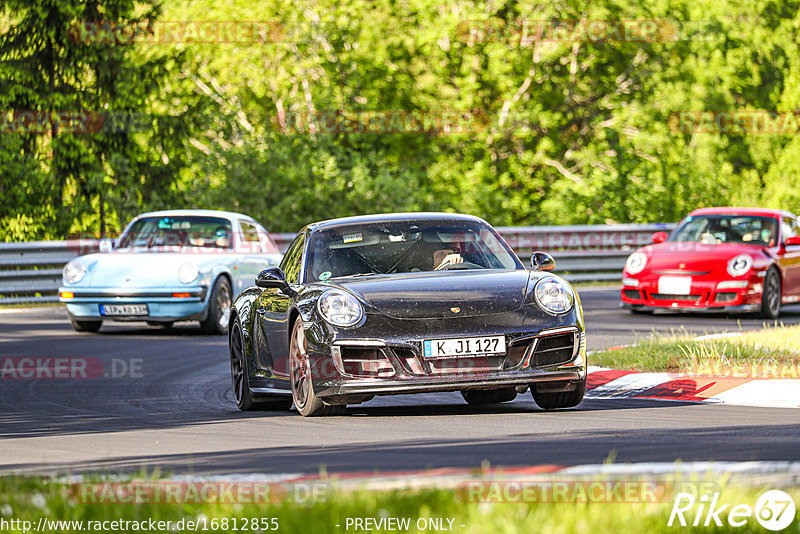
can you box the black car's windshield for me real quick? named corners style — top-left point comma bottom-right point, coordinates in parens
top-left (306, 220), bottom-right (521, 281)
top-left (118, 216), bottom-right (234, 249)
top-left (669, 215), bottom-right (778, 246)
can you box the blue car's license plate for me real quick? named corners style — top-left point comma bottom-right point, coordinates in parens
top-left (99, 304), bottom-right (149, 316)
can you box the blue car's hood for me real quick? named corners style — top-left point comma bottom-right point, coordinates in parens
top-left (80, 252), bottom-right (207, 288)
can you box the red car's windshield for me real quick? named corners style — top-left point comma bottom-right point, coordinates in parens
top-left (669, 215), bottom-right (778, 247)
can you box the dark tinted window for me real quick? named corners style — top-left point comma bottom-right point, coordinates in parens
top-left (118, 216), bottom-right (233, 249)
top-left (306, 220), bottom-right (521, 281)
top-left (670, 215), bottom-right (778, 246)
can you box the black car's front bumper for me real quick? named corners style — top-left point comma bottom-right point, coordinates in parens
top-left (307, 323), bottom-right (587, 399)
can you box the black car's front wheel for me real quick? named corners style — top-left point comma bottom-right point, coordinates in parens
top-left (461, 388), bottom-right (517, 405)
top-left (532, 379), bottom-right (586, 410)
top-left (230, 318), bottom-right (291, 412)
top-left (289, 320), bottom-right (345, 417)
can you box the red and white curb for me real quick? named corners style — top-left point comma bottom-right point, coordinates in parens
top-left (585, 366), bottom-right (800, 408)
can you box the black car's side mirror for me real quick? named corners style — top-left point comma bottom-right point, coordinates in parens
top-left (256, 267), bottom-right (291, 292)
top-left (530, 251), bottom-right (556, 271)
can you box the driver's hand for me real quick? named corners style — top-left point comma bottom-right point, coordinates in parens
top-left (435, 253), bottom-right (464, 270)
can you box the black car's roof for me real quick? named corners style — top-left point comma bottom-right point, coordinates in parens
top-left (308, 212), bottom-right (488, 232)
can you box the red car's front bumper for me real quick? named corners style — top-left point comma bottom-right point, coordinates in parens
top-left (620, 271), bottom-right (765, 312)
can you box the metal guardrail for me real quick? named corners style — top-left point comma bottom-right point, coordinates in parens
top-left (0, 223), bottom-right (675, 304)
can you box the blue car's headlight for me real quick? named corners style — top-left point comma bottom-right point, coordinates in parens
top-left (178, 262), bottom-right (199, 284)
top-left (63, 260), bottom-right (85, 284)
top-left (534, 276), bottom-right (575, 315)
top-left (318, 289), bottom-right (364, 327)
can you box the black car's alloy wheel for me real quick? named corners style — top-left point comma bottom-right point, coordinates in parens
top-left (760, 268), bottom-right (781, 319)
top-left (230, 319), bottom-right (291, 411)
top-left (532, 379), bottom-right (586, 410)
top-left (289, 320), bottom-right (344, 417)
top-left (201, 277), bottom-right (232, 335)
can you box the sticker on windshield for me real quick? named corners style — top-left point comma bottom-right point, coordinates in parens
top-left (343, 233), bottom-right (363, 244)
top-left (319, 271), bottom-right (332, 281)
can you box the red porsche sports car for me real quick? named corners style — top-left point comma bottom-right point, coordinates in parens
top-left (620, 207), bottom-right (800, 318)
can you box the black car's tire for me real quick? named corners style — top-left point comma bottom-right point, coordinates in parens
top-left (532, 380), bottom-right (586, 410)
top-left (200, 276), bottom-right (232, 335)
top-left (289, 320), bottom-right (345, 417)
top-left (760, 268), bottom-right (782, 319)
top-left (230, 319), bottom-right (291, 411)
top-left (69, 316), bottom-right (102, 333)
top-left (461, 388), bottom-right (517, 405)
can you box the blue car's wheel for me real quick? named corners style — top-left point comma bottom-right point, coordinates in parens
top-left (68, 314), bottom-right (102, 333)
top-left (201, 277), bottom-right (232, 335)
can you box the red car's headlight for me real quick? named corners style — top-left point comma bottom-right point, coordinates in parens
top-left (625, 252), bottom-right (647, 275)
top-left (727, 254), bottom-right (753, 277)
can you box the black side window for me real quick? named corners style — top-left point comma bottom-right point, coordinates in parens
top-left (280, 233), bottom-right (306, 284)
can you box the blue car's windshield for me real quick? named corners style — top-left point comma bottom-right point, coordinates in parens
top-left (306, 220), bottom-right (521, 281)
top-left (118, 216), bottom-right (234, 249)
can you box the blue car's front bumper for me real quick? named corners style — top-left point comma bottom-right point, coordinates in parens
top-left (59, 286), bottom-right (209, 322)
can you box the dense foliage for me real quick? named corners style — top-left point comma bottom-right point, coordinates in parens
top-left (1, 0), bottom-right (799, 239)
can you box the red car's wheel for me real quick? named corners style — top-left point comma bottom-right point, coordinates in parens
top-left (760, 268), bottom-right (781, 319)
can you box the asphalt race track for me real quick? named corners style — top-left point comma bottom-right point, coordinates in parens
top-left (1, 288), bottom-right (799, 477)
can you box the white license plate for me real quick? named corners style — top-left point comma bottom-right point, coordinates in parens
top-left (423, 335), bottom-right (506, 359)
top-left (100, 304), bottom-right (149, 316)
top-left (658, 276), bottom-right (692, 295)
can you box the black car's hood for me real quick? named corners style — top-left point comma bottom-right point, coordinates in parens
top-left (330, 269), bottom-right (531, 319)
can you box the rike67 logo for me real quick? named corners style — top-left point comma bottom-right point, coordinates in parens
top-left (669, 489), bottom-right (796, 531)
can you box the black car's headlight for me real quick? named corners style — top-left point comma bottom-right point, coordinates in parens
top-left (63, 260), bottom-right (85, 284)
top-left (317, 289), bottom-right (364, 327)
top-left (534, 276), bottom-right (575, 315)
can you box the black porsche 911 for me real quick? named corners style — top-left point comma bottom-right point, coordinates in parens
top-left (228, 213), bottom-right (586, 416)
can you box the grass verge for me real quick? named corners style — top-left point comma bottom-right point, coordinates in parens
top-left (592, 324), bottom-right (800, 378)
top-left (0, 475), bottom-right (797, 533)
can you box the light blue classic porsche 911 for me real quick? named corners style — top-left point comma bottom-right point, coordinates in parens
top-left (58, 209), bottom-right (282, 334)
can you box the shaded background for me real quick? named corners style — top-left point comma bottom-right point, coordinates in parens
top-left (2, 0), bottom-right (799, 239)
